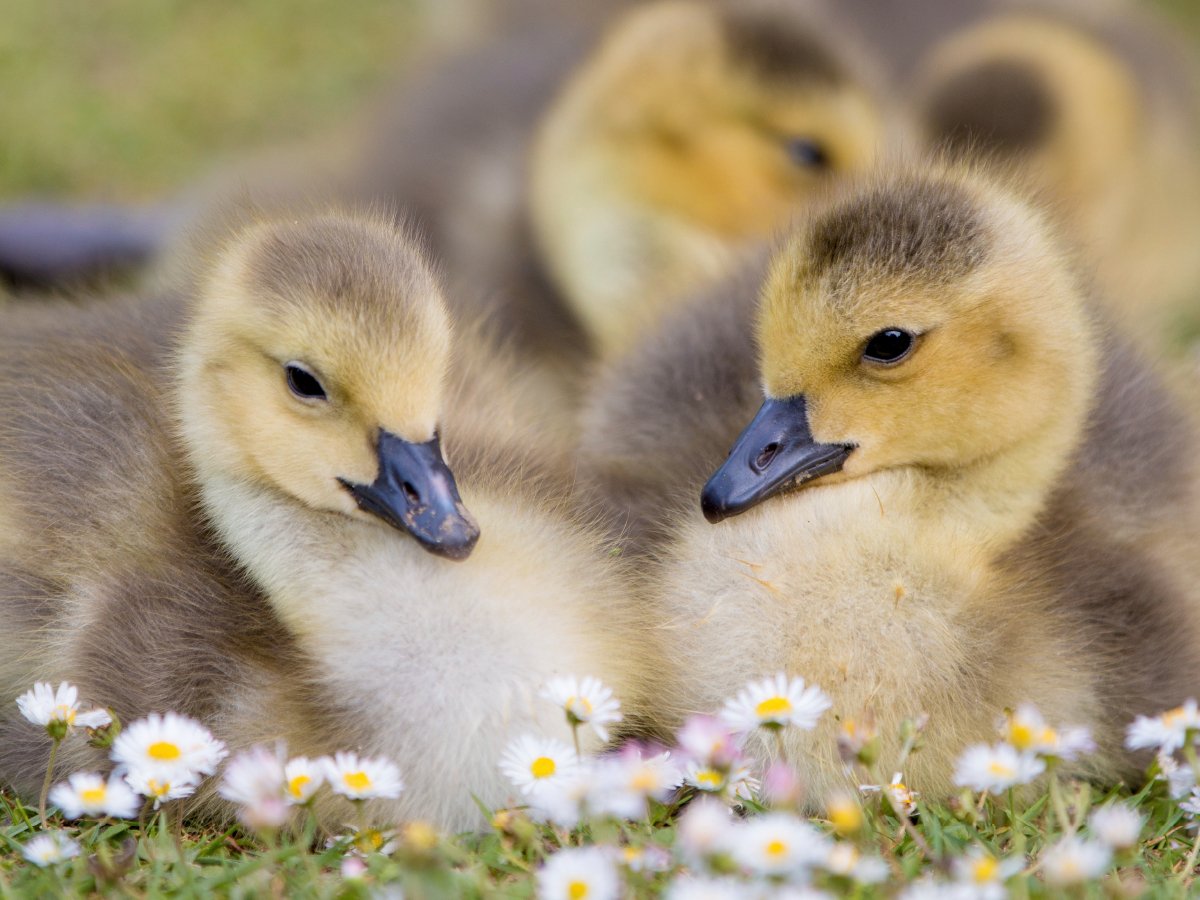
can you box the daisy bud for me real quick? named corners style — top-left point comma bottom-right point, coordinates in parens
top-left (761, 761), bottom-right (802, 808)
top-left (86, 709), bottom-right (120, 750)
top-left (826, 792), bottom-right (863, 836)
top-left (836, 715), bottom-right (879, 766)
top-left (341, 856), bottom-right (368, 879)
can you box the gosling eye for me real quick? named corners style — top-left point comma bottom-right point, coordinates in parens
top-left (285, 363), bottom-right (328, 401)
top-left (862, 329), bottom-right (915, 365)
top-left (785, 138), bottom-right (829, 168)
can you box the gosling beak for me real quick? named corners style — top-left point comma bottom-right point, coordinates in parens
top-left (701, 395), bottom-right (854, 524)
top-left (339, 431), bottom-right (480, 560)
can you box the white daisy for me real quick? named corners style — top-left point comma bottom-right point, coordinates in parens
top-left (1126, 699), bottom-right (1200, 755)
top-left (823, 844), bottom-right (888, 883)
top-left (49, 771), bottom-right (141, 819)
top-left (526, 766), bottom-right (593, 828)
top-left (885, 773), bottom-right (918, 817)
top-left (721, 673), bottom-right (832, 733)
top-left (537, 846), bottom-right (621, 900)
top-left (321, 751), bottom-right (404, 801)
top-left (607, 843), bottom-right (671, 873)
top-left (110, 712), bottom-right (227, 782)
top-left (683, 759), bottom-right (759, 804)
top-left (952, 743), bottom-right (1044, 793)
top-left (675, 795), bottom-right (735, 862)
top-left (1181, 786), bottom-right (1200, 819)
top-left (540, 675), bottom-right (623, 743)
top-left (730, 811), bottom-right (831, 877)
top-left (952, 848), bottom-right (1024, 900)
top-left (826, 792), bottom-right (864, 836)
top-left (663, 876), bottom-right (745, 900)
top-left (677, 715), bottom-right (743, 770)
top-left (1041, 836), bottom-right (1111, 885)
top-left (1156, 752), bottom-right (1196, 798)
top-left (590, 745), bottom-right (682, 820)
top-left (16, 682), bottom-right (110, 738)
top-left (1001, 704), bottom-right (1096, 762)
top-left (123, 768), bottom-right (198, 809)
top-left (1088, 803), bottom-right (1144, 850)
top-left (284, 756), bottom-right (325, 804)
top-left (219, 745), bottom-right (289, 828)
top-left (22, 832), bottom-right (80, 867)
top-left (499, 734), bottom-right (580, 796)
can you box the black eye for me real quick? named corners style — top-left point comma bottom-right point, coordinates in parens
top-left (785, 138), bottom-right (829, 168)
top-left (285, 364), bottom-right (327, 400)
top-left (863, 329), bottom-right (914, 364)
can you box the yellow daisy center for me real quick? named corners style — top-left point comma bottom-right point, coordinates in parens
top-left (1165, 707), bottom-right (1187, 727)
top-left (973, 856), bottom-right (999, 883)
top-left (630, 769), bottom-right (658, 791)
top-left (148, 779), bottom-right (170, 797)
top-left (567, 697), bottom-right (593, 715)
top-left (755, 696), bottom-right (792, 718)
top-left (987, 762), bottom-right (1014, 778)
top-left (288, 774), bottom-right (311, 798)
top-left (765, 839), bottom-right (788, 858)
top-left (1008, 722), bottom-right (1034, 750)
top-left (80, 787), bottom-right (106, 805)
top-left (623, 847), bottom-right (641, 863)
top-left (568, 880), bottom-right (589, 899)
top-left (344, 771), bottom-right (372, 791)
top-left (531, 757), bottom-right (556, 779)
top-left (695, 769), bottom-right (723, 789)
top-left (52, 705), bottom-right (75, 724)
top-left (147, 741), bottom-right (181, 761)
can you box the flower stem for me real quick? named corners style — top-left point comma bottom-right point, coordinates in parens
top-left (38, 737), bottom-right (61, 825)
top-left (175, 799), bottom-right (185, 858)
top-left (1049, 771), bottom-right (1073, 836)
top-left (1007, 787), bottom-right (1025, 856)
top-left (1180, 823), bottom-right (1200, 883)
top-left (774, 728), bottom-right (788, 766)
top-left (571, 723), bottom-right (581, 758)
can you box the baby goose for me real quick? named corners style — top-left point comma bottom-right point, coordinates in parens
top-left (529, 0), bottom-right (897, 357)
top-left (912, 10), bottom-right (1200, 344)
top-left (584, 163), bottom-right (1200, 798)
top-left (0, 207), bottom-right (657, 831)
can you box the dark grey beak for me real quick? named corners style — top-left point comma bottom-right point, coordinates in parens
top-left (339, 431), bottom-right (480, 560)
top-left (700, 395), bottom-right (854, 524)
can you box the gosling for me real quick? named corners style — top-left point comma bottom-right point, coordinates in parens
top-left (0, 206), bottom-right (657, 831)
top-left (582, 163), bottom-right (1200, 799)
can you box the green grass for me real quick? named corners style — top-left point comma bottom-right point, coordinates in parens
top-left (1, 760), bottom-right (1199, 898)
top-left (0, 0), bottom-right (426, 201)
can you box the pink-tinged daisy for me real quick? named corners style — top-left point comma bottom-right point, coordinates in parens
top-left (219, 745), bottom-right (289, 828)
top-left (675, 795), bottom-right (735, 863)
top-left (952, 743), bottom-right (1044, 793)
top-left (540, 675), bottom-right (623, 743)
top-left (721, 673), bottom-right (831, 733)
top-left (320, 751), bottom-right (404, 801)
top-left (1127, 700), bottom-right (1200, 755)
top-left (49, 771), bottom-right (140, 819)
top-left (589, 744), bottom-right (682, 820)
top-left (676, 715), bottom-right (742, 770)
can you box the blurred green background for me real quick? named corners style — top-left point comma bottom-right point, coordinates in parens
top-left (0, 0), bottom-right (1196, 202)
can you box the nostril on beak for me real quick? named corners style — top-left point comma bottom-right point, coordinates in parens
top-left (754, 443), bottom-right (780, 472)
top-left (402, 482), bottom-right (420, 505)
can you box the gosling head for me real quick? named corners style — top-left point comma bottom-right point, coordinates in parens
top-left (701, 166), bottom-right (1097, 523)
top-left (530, 0), bottom-right (890, 354)
top-left (176, 209), bottom-right (480, 560)
top-left (913, 15), bottom-right (1142, 229)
